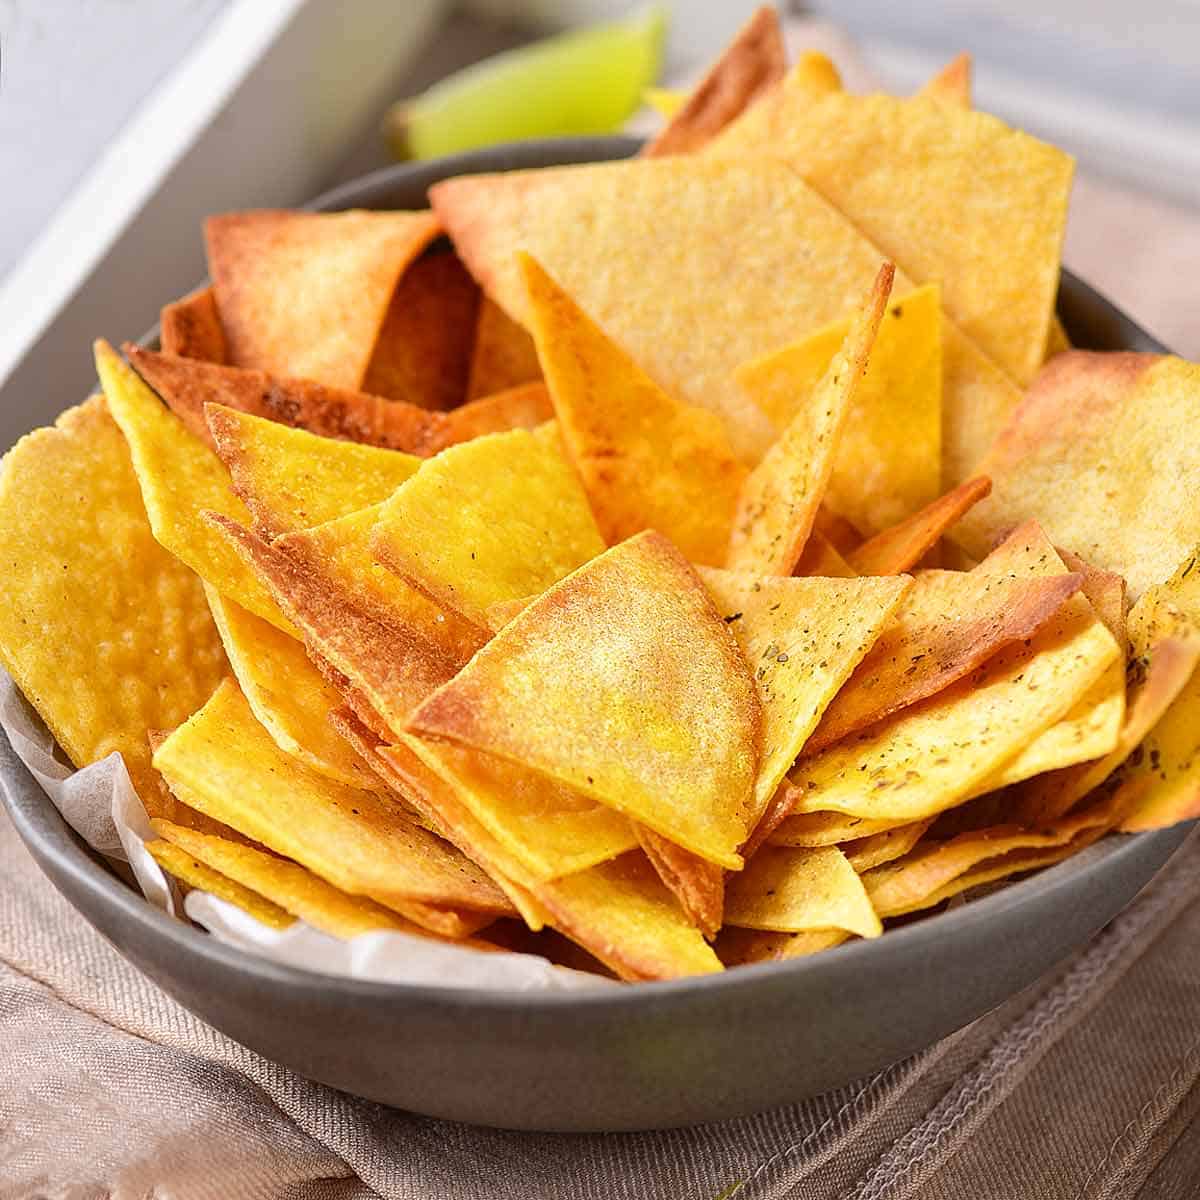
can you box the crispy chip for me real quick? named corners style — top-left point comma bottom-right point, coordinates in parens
top-left (729, 263), bottom-right (894, 573)
top-left (205, 587), bottom-right (380, 790)
top-left (410, 531), bottom-right (761, 869)
top-left (95, 341), bottom-right (295, 633)
top-left (641, 5), bottom-right (786, 157)
top-left (807, 533), bottom-right (1086, 754)
top-left (789, 532), bottom-right (1120, 821)
top-left (956, 352), bottom-right (1200, 599)
top-left (153, 679), bottom-right (512, 921)
top-left (849, 476), bottom-right (992, 576)
top-left (725, 845), bottom-right (881, 938)
top-left (465, 296), bottom-right (542, 401)
top-left (207, 404), bottom-right (419, 538)
top-left (205, 209), bottom-right (440, 389)
top-left (840, 819), bottom-right (934, 873)
top-left (793, 531), bottom-right (857, 578)
top-left (159, 286), bottom-right (226, 363)
top-left (699, 567), bottom-right (909, 827)
top-left (152, 819), bottom-right (432, 939)
top-left (147, 839), bottom-right (294, 929)
top-left (715, 926), bottom-right (847, 966)
top-left (918, 52), bottom-right (972, 107)
top-left (771, 807), bottom-right (915, 849)
top-left (361, 251), bottom-right (480, 409)
top-left (0, 397), bottom-right (225, 807)
top-left (745, 285), bottom-right (942, 536)
top-left (522, 253), bottom-right (746, 565)
top-left (636, 828), bottom-right (725, 938)
top-left (1059, 547), bottom-right (1127, 650)
top-left (371, 428), bottom-right (605, 627)
top-left (444, 381), bottom-right (553, 442)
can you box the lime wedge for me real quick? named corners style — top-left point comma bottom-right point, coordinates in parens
top-left (386, 6), bottom-right (667, 160)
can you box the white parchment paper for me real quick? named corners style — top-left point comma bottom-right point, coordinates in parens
top-left (0, 671), bottom-right (613, 991)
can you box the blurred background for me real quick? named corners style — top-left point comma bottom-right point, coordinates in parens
top-left (1, 0), bottom-right (1197, 428)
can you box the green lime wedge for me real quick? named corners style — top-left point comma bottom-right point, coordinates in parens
top-left (385, 5), bottom-right (667, 160)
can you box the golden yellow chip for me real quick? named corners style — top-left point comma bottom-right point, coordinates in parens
top-left (147, 839), bottom-right (294, 929)
top-left (521, 253), bottom-right (746, 566)
top-left (716, 926), bottom-right (848, 966)
top-left (770, 808), bottom-right (916, 849)
top-left (789, 531), bottom-right (1120, 822)
top-left (918, 52), bottom-right (972, 107)
top-left (153, 679), bottom-right (512, 918)
top-left (371, 428), bottom-right (605, 628)
top-left (699, 567), bottom-right (910, 828)
top-left (794, 531), bottom-right (857, 578)
top-left (205, 208), bottom-right (440, 390)
top-left (635, 827), bottom-right (726, 938)
top-left (152, 819), bottom-right (428, 940)
top-left (443, 381), bottom-right (554, 443)
top-left (0, 397), bottom-right (226, 807)
top-left (205, 586), bottom-right (381, 790)
top-left (956, 352), bottom-right (1200, 600)
top-left (410, 531), bottom-right (761, 869)
top-left (94, 340), bottom-right (294, 634)
top-left (725, 846), bottom-right (882, 938)
top-left (840, 819), bottom-right (934, 873)
top-left (736, 284), bottom-right (941, 536)
top-left (160, 285), bottom-right (227, 363)
top-left (729, 263), bottom-right (894, 573)
top-left (465, 296), bottom-right (542, 401)
top-left (206, 403), bottom-right (420, 538)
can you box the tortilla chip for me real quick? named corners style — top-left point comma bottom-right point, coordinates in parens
top-left (371, 428), bottom-right (605, 628)
top-left (725, 845), bottom-right (882, 938)
top-left (729, 262), bottom-right (895, 573)
top-left (793, 532), bottom-right (857, 578)
top-left (153, 679), bottom-right (512, 921)
top-left (918, 52), bottom-right (972, 107)
top-left (204, 587), bottom-right (380, 790)
top-left (360, 250), bottom-right (480, 410)
top-left (699, 567), bottom-right (910, 826)
top-left (410, 531), bottom-right (761, 869)
top-left (94, 341), bottom-right (295, 634)
top-left (206, 403), bottom-right (419, 538)
top-left (636, 828), bottom-right (725, 937)
top-left (521, 253), bottom-right (745, 566)
top-left (642, 5), bottom-right (786, 157)
top-left (205, 208), bottom-right (440, 389)
top-left (789, 533), bottom-right (1120, 821)
top-left (433, 156), bottom-right (925, 463)
top-left (1059, 547), bottom-right (1127, 652)
top-left (443, 381), bottom-right (553, 443)
top-left (159, 286), bottom-right (226, 363)
top-left (807, 535), bottom-right (1086, 754)
top-left (152, 819), bottom-right (433, 939)
top-left (771, 807), bottom-right (916, 849)
top-left (841, 819), bottom-right (934, 873)
top-left (147, 839), bottom-right (294, 929)
top-left (715, 926), bottom-right (848, 966)
top-left (955, 352), bottom-right (1200, 599)
top-left (0, 397), bottom-right (225, 808)
top-left (711, 92), bottom-right (1072, 388)
top-left (849, 476), bottom-right (992, 576)
top-left (737, 284), bottom-right (941, 537)
top-left (209, 514), bottom-right (467, 739)
top-left (402, 734), bottom-right (638, 882)
top-left (465, 296), bottom-right (542, 401)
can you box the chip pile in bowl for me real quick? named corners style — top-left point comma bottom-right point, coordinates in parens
top-left (2, 8), bottom-right (1199, 982)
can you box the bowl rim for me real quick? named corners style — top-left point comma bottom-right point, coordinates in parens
top-left (1, 134), bottom-right (1189, 1015)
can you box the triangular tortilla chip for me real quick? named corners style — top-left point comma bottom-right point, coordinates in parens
top-left (371, 428), bottom-right (605, 628)
top-left (205, 208), bottom-right (440, 389)
top-left (789, 531), bottom-right (1120, 821)
top-left (521, 253), bottom-right (746, 565)
top-left (840, 819), bottom-right (934, 873)
top-left (736, 284), bottom-right (941, 537)
top-left (918, 53), bottom-right (972, 107)
top-left (444, 381), bottom-right (553, 441)
top-left (807, 528), bottom-right (1086, 754)
top-left (642, 5), bottom-right (786, 157)
top-left (465, 296), bottom-right (542, 401)
top-left (160, 286), bottom-right (226, 363)
top-left (793, 531), bottom-right (857, 578)
top-left (147, 839), bottom-right (294, 929)
top-left (409, 531), bottom-right (761, 869)
top-left (206, 404), bottom-right (419, 538)
top-left (725, 846), bottom-right (881, 938)
top-left (153, 679), bottom-right (511, 921)
top-left (715, 926), bottom-right (847, 966)
top-left (955, 352), bottom-right (1200, 599)
top-left (729, 263), bottom-right (894, 573)
top-left (0, 397), bottom-right (225, 809)
top-left (94, 341), bottom-right (295, 634)
top-left (770, 807), bottom-right (915, 849)
top-left (699, 567), bottom-right (910, 827)
top-left (361, 250), bottom-right (480, 409)
top-left (849, 476), bottom-right (991, 576)
top-left (635, 828), bottom-right (725, 938)
top-left (205, 586), bottom-right (380, 790)
top-left (433, 156), bottom-right (924, 463)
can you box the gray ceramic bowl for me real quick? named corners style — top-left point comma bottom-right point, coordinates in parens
top-left (0, 137), bottom-right (1191, 1133)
